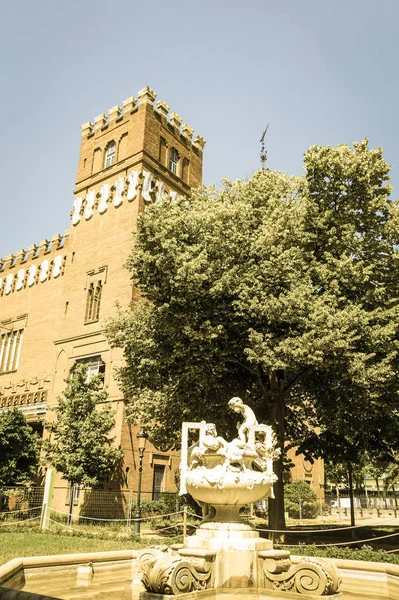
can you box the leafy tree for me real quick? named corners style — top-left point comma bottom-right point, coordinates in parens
top-left (43, 365), bottom-right (123, 519)
top-left (0, 409), bottom-right (40, 486)
top-left (106, 140), bottom-right (399, 531)
top-left (284, 480), bottom-right (319, 519)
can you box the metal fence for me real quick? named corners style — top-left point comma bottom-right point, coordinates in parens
top-left (0, 485), bottom-right (44, 524)
top-left (325, 493), bottom-right (399, 515)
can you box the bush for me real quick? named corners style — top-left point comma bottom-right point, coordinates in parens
top-left (284, 480), bottom-right (320, 519)
top-left (285, 499), bottom-right (320, 519)
top-left (287, 544), bottom-right (399, 566)
top-left (128, 498), bottom-right (171, 519)
top-left (158, 492), bottom-right (179, 515)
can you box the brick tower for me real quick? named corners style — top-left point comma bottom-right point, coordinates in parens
top-left (0, 86), bottom-right (205, 509)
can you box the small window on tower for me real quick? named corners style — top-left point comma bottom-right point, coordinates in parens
top-left (84, 266), bottom-right (107, 324)
top-left (104, 141), bottom-right (116, 168)
top-left (169, 147), bottom-right (179, 175)
top-left (85, 281), bottom-right (102, 323)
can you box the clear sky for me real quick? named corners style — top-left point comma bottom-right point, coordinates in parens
top-left (1, 0), bottom-right (398, 260)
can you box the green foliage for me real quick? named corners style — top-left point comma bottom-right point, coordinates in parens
top-left (0, 529), bottom-right (181, 564)
top-left (285, 480), bottom-right (317, 504)
top-left (105, 140), bottom-right (399, 530)
top-left (159, 492), bottom-right (179, 514)
top-left (128, 497), bottom-right (169, 518)
top-left (0, 409), bottom-right (40, 486)
top-left (284, 480), bottom-right (319, 518)
top-left (288, 544), bottom-right (399, 566)
top-left (43, 365), bottom-right (123, 487)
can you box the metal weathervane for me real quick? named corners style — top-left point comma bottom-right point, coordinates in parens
top-left (260, 123), bottom-right (269, 171)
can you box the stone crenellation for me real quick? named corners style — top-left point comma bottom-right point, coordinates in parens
top-left (0, 232), bottom-right (69, 273)
top-left (80, 86), bottom-right (206, 152)
top-left (0, 230), bottom-right (69, 297)
top-left (71, 168), bottom-right (178, 227)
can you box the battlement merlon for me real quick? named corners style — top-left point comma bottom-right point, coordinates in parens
top-left (193, 135), bottom-right (206, 152)
top-left (108, 105), bottom-right (122, 122)
top-left (0, 231), bottom-right (69, 274)
top-left (79, 87), bottom-right (205, 149)
top-left (137, 86), bottom-right (157, 106)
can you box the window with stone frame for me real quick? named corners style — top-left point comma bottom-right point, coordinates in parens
top-left (73, 355), bottom-right (106, 383)
top-left (169, 147), bottom-right (179, 175)
top-left (0, 316), bottom-right (27, 374)
top-left (104, 141), bottom-right (116, 168)
top-left (152, 464), bottom-right (166, 500)
top-left (84, 267), bottom-right (107, 324)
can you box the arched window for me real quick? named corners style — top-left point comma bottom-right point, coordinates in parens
top-left (104, 141), bottom-right (116, 168)
top-left (85, 281), bottom-right (102, 323)
top-left (169, 147), bottom-right (179, 175)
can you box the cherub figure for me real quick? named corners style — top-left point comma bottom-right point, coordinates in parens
top-left (228, 397), bottom-right (258, 445)
top-left (189, 423), bottom-right (228, 468)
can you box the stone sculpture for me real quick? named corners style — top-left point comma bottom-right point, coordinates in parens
top-left (139, 398), bottom-right (342, 598)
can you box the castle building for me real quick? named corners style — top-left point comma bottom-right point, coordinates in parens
top-left (0, 86), bottom-right (323, 510)
top-left (0, 87), bottom-right (205, 508)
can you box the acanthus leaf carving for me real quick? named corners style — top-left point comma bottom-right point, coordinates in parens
top-left (261, 553), bottom-right (341, 596)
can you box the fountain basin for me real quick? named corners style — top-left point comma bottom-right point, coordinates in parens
top-left (1, 549), bottom-right (399, 599)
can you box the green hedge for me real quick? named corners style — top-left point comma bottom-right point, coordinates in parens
top-left (285, 544), bottom-right (399, 565)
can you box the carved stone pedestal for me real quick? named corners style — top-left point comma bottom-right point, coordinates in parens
top-left (138, 525), bottom-right (342, 598)
top-left (185, 523), bottom-right (272, 589)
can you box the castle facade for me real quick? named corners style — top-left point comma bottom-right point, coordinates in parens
top-left (0, 86), bottom-right (323, 508)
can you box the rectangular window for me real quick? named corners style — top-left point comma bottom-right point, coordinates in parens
top-left (169, 148), bottom-right (179, 175)
top-left (75, 355), bottom-right (105, 383)
top-left (0, 328), bottom-right (24, 373)
top-left (85, 281), bottom-right (102, 323)
top-left (84, 267), bottom-right (107, 324)
top-left (152, 464), bottom-right (165, 500)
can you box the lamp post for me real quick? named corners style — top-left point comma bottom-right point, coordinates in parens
top-left (134, 429), bottom-right (148, 534)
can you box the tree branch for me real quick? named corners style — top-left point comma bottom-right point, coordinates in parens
top-left (283, 365), bottom-right (315, 395)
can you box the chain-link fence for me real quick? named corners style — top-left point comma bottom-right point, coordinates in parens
top-left (0, 485), bottom-right (44, 525)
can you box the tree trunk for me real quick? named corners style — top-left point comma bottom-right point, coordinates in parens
top-left (347, 462), bottom-right (355, 527)
top-left (268, 389), bottom-right (286, 537)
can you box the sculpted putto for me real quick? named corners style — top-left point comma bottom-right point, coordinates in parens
top-left (228, 396), bottom-right (258, 444)
top-left (180, 397), bottom-right (279, 522)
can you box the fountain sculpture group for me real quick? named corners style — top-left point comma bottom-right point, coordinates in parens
top-left (138, 398), bottom-right (342, 599)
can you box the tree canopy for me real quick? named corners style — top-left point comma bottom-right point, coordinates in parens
top-left (106, 139), bottom-right (399, 529)
top-left (0, 409), bottom-right (40, 486)
top-left (43, 365), bottom-right (123, 488)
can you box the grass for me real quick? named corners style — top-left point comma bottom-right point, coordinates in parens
top-left (2, 519), bottom-right (399, 568)
top-left (0, 524), bottom-right (182, 566)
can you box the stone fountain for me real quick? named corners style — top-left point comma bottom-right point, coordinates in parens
top-left (138, 398), bottom-right (342, 599)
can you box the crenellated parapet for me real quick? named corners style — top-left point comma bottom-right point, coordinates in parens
top-left (0, 231), bottom-right (69, 298)
top-left (80, 86), bottom-right (206, 154)
top-left (71, 169), bottom-right (178, 227)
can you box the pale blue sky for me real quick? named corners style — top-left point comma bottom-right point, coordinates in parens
top-left (1, 0), bottom-right (398, 259)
